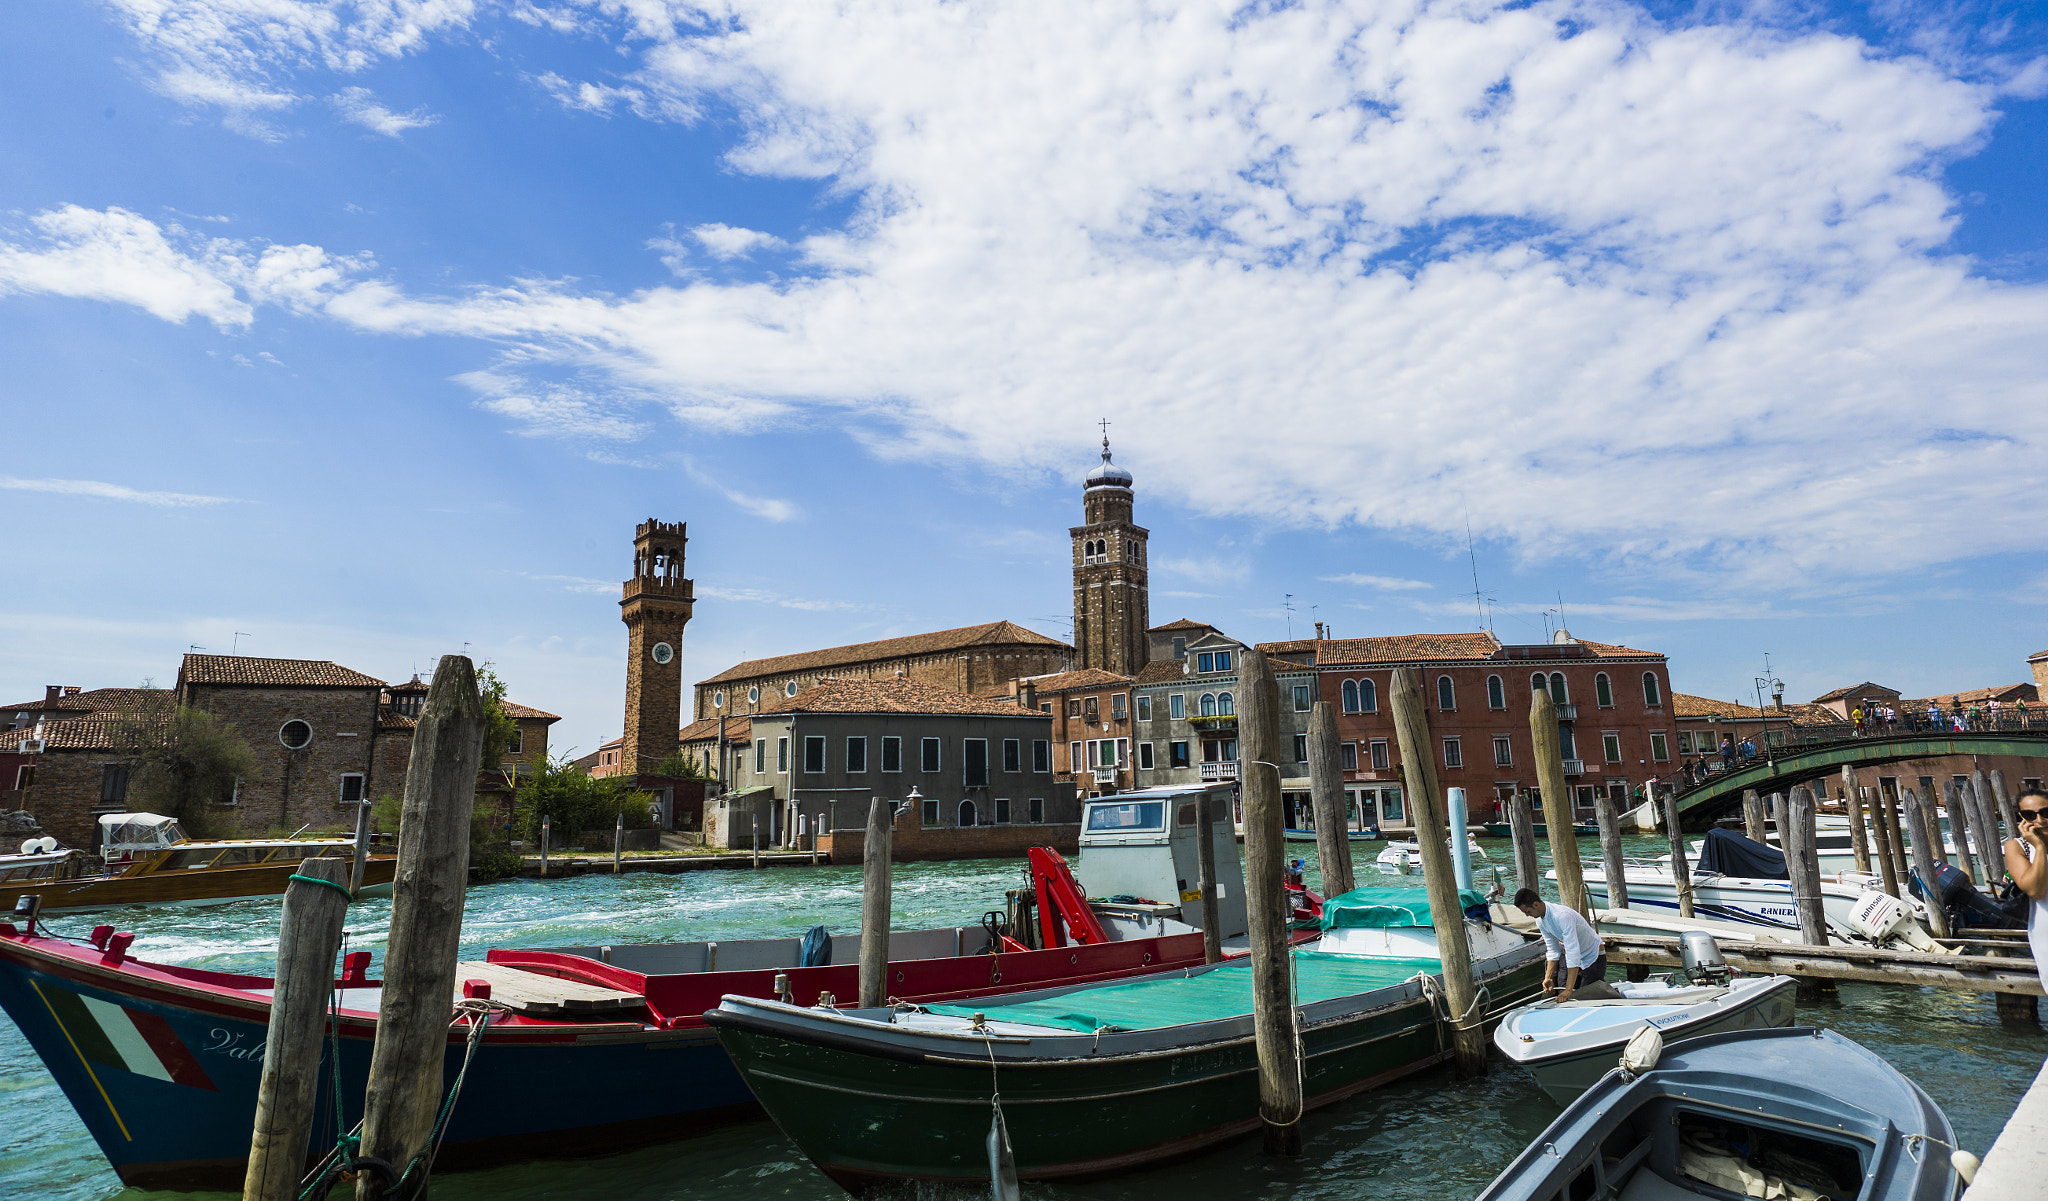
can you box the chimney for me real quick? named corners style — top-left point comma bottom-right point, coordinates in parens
top-left (62, 686), bottom-right (80, 696)
top-left (1314, 622), bottom-right (1325, 641)
top-left (1018, 682), bottom-right (1037, 711)
top-left (1773, 691), bottom-right (1785, 712)
top-left (44, 686), bottom-right (60, 708)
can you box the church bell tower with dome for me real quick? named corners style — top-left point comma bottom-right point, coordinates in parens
top-left (1070, 436), bottom-right (1150, 674)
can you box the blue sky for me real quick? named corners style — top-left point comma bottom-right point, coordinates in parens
top-left (3, 0), bottom-right (2046, 758)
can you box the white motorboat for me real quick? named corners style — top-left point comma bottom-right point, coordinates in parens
top-left (1375, 835), bottom-right (1490, 876)
top-left (1569, 863), bottom-right (1942, 950)
top-left (1494, 934), bottom-right (1799, 1105)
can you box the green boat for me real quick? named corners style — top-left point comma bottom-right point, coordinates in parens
top-left (706, 888), bottom-right (1547, 1192)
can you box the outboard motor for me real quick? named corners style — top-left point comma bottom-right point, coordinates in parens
top-left (1678, 930), bottom-right (1733, 987)
top-left (1914, 862), bottom-right (2024, 932)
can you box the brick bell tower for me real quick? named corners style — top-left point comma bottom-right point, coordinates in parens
top-left (621, 519), bottom-right (693, 777)
top-left (1071, 434), bottom-right (1150, 674)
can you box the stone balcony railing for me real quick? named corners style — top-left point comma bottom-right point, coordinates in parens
top-left (1199, 761), bottom-right (1241, 780)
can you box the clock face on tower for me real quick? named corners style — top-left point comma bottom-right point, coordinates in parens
top-left (651, 642), bottom-right (674, 664)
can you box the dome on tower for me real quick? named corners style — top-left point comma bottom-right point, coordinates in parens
top-left (1085, 438), bottom-right (1133, 490)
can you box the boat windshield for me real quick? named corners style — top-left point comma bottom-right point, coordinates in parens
top-left (1086, 801), bottom-right (1166, 833)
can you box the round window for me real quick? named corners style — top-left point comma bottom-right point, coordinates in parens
top-left (713, 690), bottom-right (726, 709)
top-left (748, 686), bottom-right (760, 704)
top-left (279, 720), bottom-right (313, 750)
top-left (786, 682), bottom-right (799, 697)
top-left (651, 641), bottom-right (674, 664)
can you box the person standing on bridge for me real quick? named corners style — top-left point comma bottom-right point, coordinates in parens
top-left (2003, 788), bottom-right (2048, 994)
top-left (1720, 736), bottom-right (1736, 771)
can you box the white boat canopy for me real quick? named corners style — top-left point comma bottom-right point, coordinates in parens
top-left (97, 813), bottom-right (189, 853)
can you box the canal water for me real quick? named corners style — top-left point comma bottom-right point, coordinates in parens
top-left (4, 834), bottom-right (2041, 1200)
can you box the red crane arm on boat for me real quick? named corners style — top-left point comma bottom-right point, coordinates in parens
top-left (1026, 846), bottom-right (1109, 947)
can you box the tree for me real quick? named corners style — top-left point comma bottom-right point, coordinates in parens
top-left (651, 749), bottom-right (714, 779)
top-left (514, 750), bottom-right (653, 842)
top-left (477, 664), bottom-right (519, 772)
top-left (112, 699), bottom-right (257, 839)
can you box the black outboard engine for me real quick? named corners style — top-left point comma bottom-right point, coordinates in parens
top-left (1912, 862), bottom-right (2025, 931)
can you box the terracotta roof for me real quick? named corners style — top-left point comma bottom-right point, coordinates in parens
top-left (501, 701), bottom-right (561, 722)
top-left (1149, 618), bottom-right (1216, 633)
top-left (757, 676), bottom-right (1048, 718)
top-left (388, 674), bottom-right (430, 693)
top-left (1577, 640), bottom-right (1664, 660)
top-left (1133, 660), bottom-right (1189, 685)
top-left (1671, 693), bottom-right (1779, 720)
top-left (0, 696), bottom-right (172, 751)
top-left (697, 621), bottom-right (1070, 686)
top-left (1312, 632), bottom-right (1502, 665)
top-left (1259, 639), bottom-right (1319, 655)
top-left (377, 712), bottom-right (418, 731)
top-left (1019, 668), bottom-right (1132, 693)
top-left (679, 716), bottom-right (752, 744)
top-left (1810, 681), bottom-right (1899, 704)
top-left (179, 654), bottom-right (385, 689)
top-left (3, 687), bottom-right (163, 716)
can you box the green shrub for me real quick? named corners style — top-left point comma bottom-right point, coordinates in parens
top-left (514, 752), bottom-right (653, 843)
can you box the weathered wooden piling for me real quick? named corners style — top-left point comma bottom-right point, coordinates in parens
top-left (1992, 769), bottom-right (2019, 848)
top-left (1742, 789), bottom-right (1768, 845)
top-left (1239, 649), bottom-right (1304, 1152)
top-left (1660, 782), bottom-right (1694, 919)
top-left (243, 856), bottom-right (351, 1201)
top-left (1915, 787), bottom-right (1948, 867)
top-left (1306, 701), bottom-right (1353, 900)
top-left (1528, 687), bottom-right (1585, 914)
top-left (858, 796), bottom-right (895, 1008)
top-left (1900, 788), bottom-right (1951, 939)
top-left (1507, 789), bottom-right (1541, 897)
top-left (1391, 666), bottom-right (1486, 1078)
top-left (349, 800), bottom-right (373, 897)
top-left (539, 814), bottom-right (550, 878)
top-left (1946, 780), bottom-right (1981, 883)
top-left (1843, 767), bottom-right (1870, 874)
top-left (357, 655), bottom-right (486, 1201)
top-left (1785, 786), bottom-right (1829, 947)
top-left (1594, 792), bottom-right (1629, 912)
top-left (1973, 770), bottom-right (2005, 870)
top-left (1867, 787), bottom-right (1901, 899)
top-left (613, 813), bottom-right (624, 875)
top-left (1196, 788), bottom-right (1223, 965)
top-left (1883, 784), bottom-right (1911, 884)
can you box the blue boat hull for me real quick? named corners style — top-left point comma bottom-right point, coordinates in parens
top-left (0, 946), bottom-right (752, 1191)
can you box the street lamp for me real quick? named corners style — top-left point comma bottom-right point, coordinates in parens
top-left (1753, 654), bottom-right (1783, 766)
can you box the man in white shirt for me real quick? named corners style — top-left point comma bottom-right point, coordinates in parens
top-left (1513, 888), bottom-right (1607, 1001)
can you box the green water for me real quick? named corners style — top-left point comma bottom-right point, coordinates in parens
top-left (2, 836), bottom-right (2041, 1201)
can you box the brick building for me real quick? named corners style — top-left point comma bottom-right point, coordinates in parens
top-left (1007, 667), bottom-right (1137, 796)
top-left (693, 621), bottom-right (1072, 723)
top-left (1071, 438), bottom-right (1150, 675)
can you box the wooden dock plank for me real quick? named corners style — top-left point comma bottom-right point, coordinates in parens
top-left (453, 961), bottom-right (643, 1014)
top-left (1601, 934), bottom-right (2045, 996)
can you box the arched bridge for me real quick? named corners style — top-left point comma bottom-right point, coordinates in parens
top-left (1663, 730), bottom-right (2048, 830)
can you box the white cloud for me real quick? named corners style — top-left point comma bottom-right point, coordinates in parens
top-left (0, 476), bottom-right (238, 507)
top-left (690, 223), bottom-right (786, 260)
top-left (31, 1), bottom-right (2048, 595)
top-left (457, 370), bottom-right (648, 440)
top-left (1323, 573), bottom-right (1434, 592)
top-left (696, 585), bottom-right (857, 612)
top-left (680, 459), bottom-right (801, 522)
top-left (0, 206), bottom-right (251, 326)
top-left (331, 87), bottom-right (438, 136)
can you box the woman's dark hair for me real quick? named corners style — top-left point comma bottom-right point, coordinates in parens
top-left (1513, 888), bottom-right (1542, 907)
top-left (2018, 788), bottom-right (2048, 807)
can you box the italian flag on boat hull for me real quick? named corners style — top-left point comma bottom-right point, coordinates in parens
top-left (39, 984), bottom-right (218, 1091)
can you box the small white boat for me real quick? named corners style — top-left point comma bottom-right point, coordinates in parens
top-left (1375, 835), bottom-right (1490, 876)
top-left (1495, 957), bottom-right (1798, 1104)
top-left (1569, 862), bottom-right (1939, 944)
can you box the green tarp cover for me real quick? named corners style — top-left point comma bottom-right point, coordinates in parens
top-left (1319, 887), bottom-right (1488, 933)
top-left (923, 950), bottom-right (1441, 1033)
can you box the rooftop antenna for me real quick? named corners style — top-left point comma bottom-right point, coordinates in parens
top-left (232, 632), bottom-right (250, 654)
top-left (1466, 519), bottom-right (1487, 633)
top-left (1556, 591), bottom-right (1568, 636)
top-left (1283, 593), bottom-right (1296, 639)
top-left (189, 645), bottom-right (204, 652)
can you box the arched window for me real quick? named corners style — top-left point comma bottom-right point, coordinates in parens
top-left (1531, 672), bottom-right (1547, 696)
top-left (1595, 673), bottom-right (1613, 707)
top-left (1486, 675), bottom-right (1505, 709)
top-left (1341, 680), bottom-right (1359, 713)
top-left (1549, 673), bottom-right (1567, 704)
top-left (959, 800), bottom-right (978, 827)
top-left (1200, 693), bottom-right (1217, 717)
top-left (1643, 673), bottom-right (1662, 707)
top-left (1361, 678), bottom-right (1377, 712)
top-left (1437, 676), bottom-right (1456, 711)
top-left (1218, 692), bottom-right (1235, 716)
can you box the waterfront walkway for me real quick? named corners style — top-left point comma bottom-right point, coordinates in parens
top-left (1972, 1054), bottom-right (2048, 1197)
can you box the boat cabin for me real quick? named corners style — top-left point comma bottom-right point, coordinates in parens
top-left (96, 811), bottom-right (358, 876)
top-left (1073, 785), bottom-right (1248, 941)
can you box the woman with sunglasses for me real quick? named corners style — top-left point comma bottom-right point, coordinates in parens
top-left (2003, 788), bottom-right (2048, 992)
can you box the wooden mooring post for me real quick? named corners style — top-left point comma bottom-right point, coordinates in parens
top-left (1785, 785), bottom-right (1832, 1000)
top-left (613, 813), bottom-right (624, 875)
top-left (1867, 787), bottom-right (1901, 899)
top-left (539, 814), bottom-right (550, 878)
top-left (1992, 769), bottom-right (2019, 846)
top-left (1507, 788), bottom-right (1541, 897)
top-left (357, 655), bottom-right (485, 1201)
top-left (1842, 767), bottom-right (1869, 875)
top-left (243, 856), bottom-right (351, 1201)
top-left (1239, 649), bottom-right (1304, 1153)
top-left (1972, 770), bottom-right (2004, 869)
top-left (349, 800), bottom-right (373, 897)
top-left (1883, 782), bottom-right (1911, 885)
top-left (1306, 700), bottom-right (1354, 900)
top-left (1945, 780), bottom-right (1981, 883)
top-left (1900, 788), bottom-right (1951, 939)
top-left (1915, 787), bottom-right (1948, 867)
top-left (1741, 789), bottom-right (1768, 846)
top-left (1391, 666), bottom-right (1486, 1078)
top-left (1594, 791), bottom-right (1628, 912)
top-left (1196, 788), bottom-right (1223, 966)
top-left (858, 796), bottom-right (895, 1008)
top-left (1660, 783), bottom-right (1693, 919)
top-left (1529, 686), bottom-right (1585, 915)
